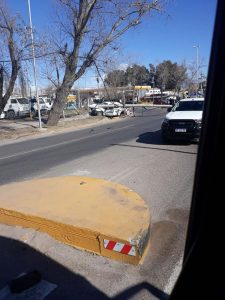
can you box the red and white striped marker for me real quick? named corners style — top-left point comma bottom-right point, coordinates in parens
top-left (104, 239), bottom-right (136, 256)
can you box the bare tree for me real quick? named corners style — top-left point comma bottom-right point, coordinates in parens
top-left (155, 60), bottom-right (171, 94)
top-left (18, 68), bottom-right (28, 98)
top-left (0, 2), bottom-right (31, 114)
top-left (184, 62), bottom-right (197, 96)
top-left (46, 0), bottom-right (165, 125)
top-left (184, 58), bottom-right (206, 96)
top-left (170, 62), bottom-right (187, 94)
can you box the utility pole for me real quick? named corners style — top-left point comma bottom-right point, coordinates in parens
top-left (122, 90), bottom-right (126, 116)
top-left (193, 45), bottom-right (199, 97)
top-left (149, 64), bottom-right (155, 104)
top-left (152, 75), bottom-right (155, 104)
top-left (77, 88), bottom-right (80, 108)
top-left (27, 0), bottom-right (42, 128)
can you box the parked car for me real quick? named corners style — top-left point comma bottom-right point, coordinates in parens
top-left (30, 98), bottom-right (48, 117)
top-left (89, 107), bottom-right (105, 116)
top-left (3, 98), bottom-right (30, 119)
top-left (40, 97), bottom-right (53, 110)
top-left (104, 107), bottom-right (125, 117)
top-left (153, 98), bottom-right (170, 105)
top-left (161, 98), bottom-right (204, 141)
top-left (89, 101), bottom-right (122, 116)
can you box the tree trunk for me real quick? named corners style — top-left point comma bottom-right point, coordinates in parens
top-left (161, 89), bottom-right (163, 105)
top-left (47, 54), bottom-right (81, 126)
top-left (0, 95), bottom-right (5, 115)
top-left (19, 69), bottom-right (27, 98)
top-left (47, 86), bottom-right (70, 126)
top-left (0, 63), bottom-right (19, 115)
top-left (0, 66), bottom-right (4, 114)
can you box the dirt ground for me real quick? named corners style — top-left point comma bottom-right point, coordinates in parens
top-left (0, 115), bottom-right (121, 143)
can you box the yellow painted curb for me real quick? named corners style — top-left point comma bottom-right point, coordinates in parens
top-left (0, 176), bottom-right (150, 264)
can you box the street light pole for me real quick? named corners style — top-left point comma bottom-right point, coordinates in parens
top-left (193, 45), bottom-right (199, 97)
top-left (149, 64), bottom-right (155, 103)
top-left (152, 76), bottom-right (155, 104)
top-left (27, 0), bottom-right (42, 129)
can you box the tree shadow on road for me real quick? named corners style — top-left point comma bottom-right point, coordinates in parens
top-left (136, 130), bottom-right (192, 146)
top-left (0, 236), bottom-right (168, 300)
top-left (111, 130), bottom-right (197, 155)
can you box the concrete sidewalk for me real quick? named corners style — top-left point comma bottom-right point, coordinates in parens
top-left (0, 176), bottom-right (151, 265)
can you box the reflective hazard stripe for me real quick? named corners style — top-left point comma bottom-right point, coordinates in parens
top-left (104, 239), bottom-right (136, 256)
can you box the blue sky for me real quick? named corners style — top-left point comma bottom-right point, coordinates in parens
top-left (7, 0), bottom-right (217, 88)
top-left (121, 0), bottom-right (217, 69)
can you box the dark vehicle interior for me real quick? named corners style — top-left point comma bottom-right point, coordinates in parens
top-left (170, 0), bottom-right (225, 298)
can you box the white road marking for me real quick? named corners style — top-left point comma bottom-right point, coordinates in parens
top-left (0, 124), bottom-right (134, 161)
top-left (164, 258), bottom-right (183, 295)
top-left (108, 166), bottom-right (139, 182)
top-left (69, 170), bottom-right (91, 176)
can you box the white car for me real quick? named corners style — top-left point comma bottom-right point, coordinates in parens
top-left (3, 98), bottom-right (30, 119)
top-left (40, 97), bottom-right (53, 110)
top-left (161, 98), bottom-right (204, 141)
top-left (105, 107), bottom-right (125, 117)
top-left (89, 101), bottom-right (123, 116)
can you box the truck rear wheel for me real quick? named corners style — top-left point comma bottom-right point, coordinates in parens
top-left (7, 110), bottom-right (15, 120)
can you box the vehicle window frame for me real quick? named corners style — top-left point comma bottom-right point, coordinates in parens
top-left (18, 98), bottom-right (29, 104)
top-left (170, 1), bottom-right (225, 298)
top-left (172, 101), bottom-right (204, 112)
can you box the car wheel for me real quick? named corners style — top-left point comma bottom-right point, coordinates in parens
top-left (7, 110), bottom-right (15, 120)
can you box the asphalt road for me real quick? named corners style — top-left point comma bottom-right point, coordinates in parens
top-left (0, 108), bottom-right (166, 185)
top-left (0, 107), bottom-right (198, 299)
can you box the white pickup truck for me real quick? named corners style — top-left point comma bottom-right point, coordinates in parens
top-left (3, 98), bottom-right (30, 119)
top-left (161, 98), bottom-right (204, 141)
top-left (30, 98), bottom-right (49, 117)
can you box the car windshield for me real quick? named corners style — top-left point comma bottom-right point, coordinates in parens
top-left (93, 99), bottom-right (102, 104)
top-left (32, 99), bottom-right (44, 104)
top-left (172, 101), bottom-right (204, 112)
top-left (18, 98), bottom-right (29, 104)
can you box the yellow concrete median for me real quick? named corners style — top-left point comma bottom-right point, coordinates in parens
top-left (0, 176), bottom-right (150, 264)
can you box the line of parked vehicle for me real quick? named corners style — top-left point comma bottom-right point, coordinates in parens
top-left (0, 97), bottom-right (54, 120)
top-left (0, 97), bottom-right (126, 120)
